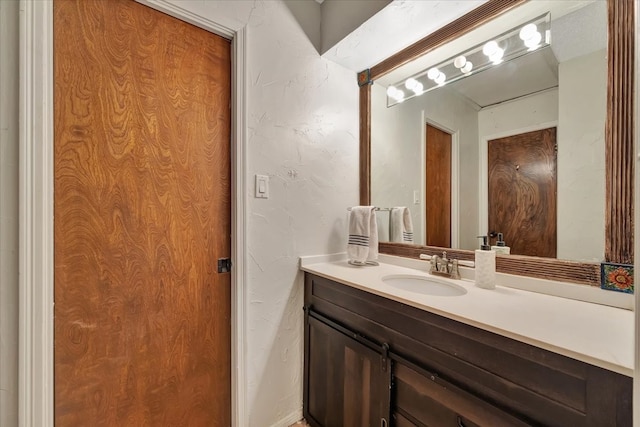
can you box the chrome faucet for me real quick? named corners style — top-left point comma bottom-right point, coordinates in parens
top-left (430, 251), bottom-right (461, 280)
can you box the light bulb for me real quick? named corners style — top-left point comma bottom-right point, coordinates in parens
top-left (524, 31), bottom-right (542, 49)
top-left (427, 67), bottom-right (440, 80)
top-left (434, 72), bottom-right (446, 85)
top-left (453, 55), bottom-right (467, 69)
top-left (519, 23), bottom-right (538, 41)
top-left (461, 61), bottom-right (473, 74)
top-left (404, 78), bottom-right (418, 90)
top-left (412, 82), bottom-right (424, 95)
top-left (387, 86), bottom-right (405, 102)
top-left (482, 40), bottom-right (499, 57)
top-left (489, 47), bottom-right (504, 64)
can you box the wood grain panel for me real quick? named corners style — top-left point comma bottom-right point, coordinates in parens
top-left (488, 128), bottom-right (557, 258)
top-left (394, 362), bottom-right (531, 427)
top-left (605, 0), bottom-right (635, 264)
top-left (426, 125), bottom-right (451, 247)
top-left (379, 242), bottom-right (601, 286)
top-left (54, 0), bottom-right (232, 425)
top-left (305, 315), bottom-right (387, 427)
top-left (359, 84), bottom-right (371, 205)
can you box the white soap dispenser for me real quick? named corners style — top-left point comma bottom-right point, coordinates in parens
top-left (475, 236), bottom-right (496, 290)
top-left (491, 233), bottom-right (511, 255)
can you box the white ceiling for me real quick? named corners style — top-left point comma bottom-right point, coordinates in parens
top-left (449, 48), bottom-right (559, 108)
top-left (321, 1), bottom-right (487, 72)
top-left (365, 0), bottom-right (606, 108)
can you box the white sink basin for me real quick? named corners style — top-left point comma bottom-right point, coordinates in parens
top-left (381, 274), bottom-right (467, 297)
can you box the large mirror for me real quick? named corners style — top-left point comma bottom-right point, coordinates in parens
top-left (359, 0), bottom-right (635, 285)
top-left (371, 1), bottom-right (606, 262)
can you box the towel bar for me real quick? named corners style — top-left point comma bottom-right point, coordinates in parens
top-left (347, 207), bottom-right (392, 212)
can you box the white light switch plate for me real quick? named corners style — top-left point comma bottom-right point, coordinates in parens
top-left (255, 174), bottom-right (269, 198)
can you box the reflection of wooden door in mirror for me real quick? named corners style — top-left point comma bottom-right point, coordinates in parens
top-left (488, 128), bottom-right (557, 257)
top-left (426, 124), bottom-right (451, 247)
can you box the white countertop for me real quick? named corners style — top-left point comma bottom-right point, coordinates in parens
top-left (300, 254), bottom-right (634, 377)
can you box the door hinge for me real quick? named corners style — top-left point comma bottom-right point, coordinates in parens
top-left (217, 258), bottom-right (232, 273)
top-left (381, 343), bottom-right (389, 372)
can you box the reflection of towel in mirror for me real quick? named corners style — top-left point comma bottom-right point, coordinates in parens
top-left (390, 207), bottom-right (413, 243)
top-left (347, 206), bottom-right (379, 266)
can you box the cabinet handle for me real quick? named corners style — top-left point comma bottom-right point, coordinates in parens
top-left (456, 416), bottom-right (466, 427)
top-left (381, 418), bottom-right (388, 427)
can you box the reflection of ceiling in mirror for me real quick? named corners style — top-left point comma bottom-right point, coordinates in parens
top-left (377, 0), bottom-right (604, 88)
top-left (387, 1), bottom-right (606, 109)
top-left (448, 48), bottom-right (559, 108)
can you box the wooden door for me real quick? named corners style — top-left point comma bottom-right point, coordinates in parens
top-left (425, 124), bottom-right (452, 247)
top-left (488, 128), bottom-right (557, 257)
top-left (305, 314), bottom-right (390, 427)
top-left (54, 0), bottom-right (231, 425)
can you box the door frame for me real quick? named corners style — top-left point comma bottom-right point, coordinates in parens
top-left (421, 113), bottom-right (459, 248)
top-left (478, 120), bottom-right (558, 238)
top-left (18, 1), bottom-right (248, 425)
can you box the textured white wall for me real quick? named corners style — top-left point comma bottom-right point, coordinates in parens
top-left (557, 49), bottom-right (607, 261)
top-left (320, 0), bottom-right (390, 54)
top-left (244, 7), bottom-right (358, 427)
top-left (371, 82), bottom-right (480, 249)
top-left (477, 89), bottom-right (559, 139)
top-left (0, 1), bottom-right (19, 426)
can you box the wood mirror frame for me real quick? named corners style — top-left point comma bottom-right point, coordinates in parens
top-left (358, 0), bottom-right (634, 286)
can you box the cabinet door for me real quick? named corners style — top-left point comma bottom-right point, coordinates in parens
top-left (393, 361), bottom-right (532, 427)
top-left (304, 313), bottom-right (390, 427)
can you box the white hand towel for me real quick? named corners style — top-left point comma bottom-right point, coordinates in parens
top-left (390, 207), bottom-right (414, 243)
top-left (347, 206), bottom-right (379, 266)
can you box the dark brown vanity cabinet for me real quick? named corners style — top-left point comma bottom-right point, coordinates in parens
top-left (303, 273), bottom-right (632, 427)
top-left (305, 313), bottom-right (391, 426)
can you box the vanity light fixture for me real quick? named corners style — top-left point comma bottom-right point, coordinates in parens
top-left (426, 67), bottom-right (440, 80)
top-left (454, 55), bottom-right (473, 74)
top-left (426, 67), bottom-right (447, 86)
top-left (453, 55), bottom-right (467, 69)
top-left (386, 85), bottom-right (405, 102)
top-left (404, 77), bottom-right (424, 95)
top-left (386, 12), bottom-right (551, 107)
top-left (461, 61), bottom-right (473, 74)
top-left (482, 41), bottom-right (505, 64)
top-left (519, 23), bottom-right (542, 51)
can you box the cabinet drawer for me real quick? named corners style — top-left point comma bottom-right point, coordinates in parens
top-left (393, 360), bottom-right (531, 427)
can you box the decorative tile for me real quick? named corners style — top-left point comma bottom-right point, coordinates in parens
top-left (357, 69), bottom-right (371, 87)
top-left (600, 262), bottom-right (634, 294)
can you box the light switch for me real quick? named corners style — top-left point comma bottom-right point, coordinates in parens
top-left (413, 190), bottom-right (420, 204)
top-left (255, 174), bottom-right (269, 198)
